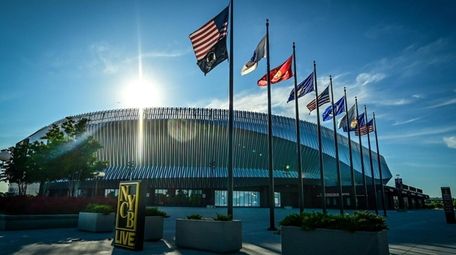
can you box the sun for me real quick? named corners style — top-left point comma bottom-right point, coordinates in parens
top-left (121, 77), bottom-right (163, 108)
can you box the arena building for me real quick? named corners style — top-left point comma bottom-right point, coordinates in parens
top-left (27, 107), bottom-right (394, 209)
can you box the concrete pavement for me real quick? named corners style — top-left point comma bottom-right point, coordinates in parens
top-left (1, 208), bottom-right (455, 255)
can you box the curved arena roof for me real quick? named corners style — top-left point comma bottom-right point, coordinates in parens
top-left (28, 107), bottom-right (392, 187)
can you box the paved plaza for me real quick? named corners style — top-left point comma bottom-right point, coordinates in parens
top-left (1, 208), bottom-right (455, 255)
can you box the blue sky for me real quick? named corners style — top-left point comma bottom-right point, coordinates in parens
top-left (0, 0), bottom-right (455, 197)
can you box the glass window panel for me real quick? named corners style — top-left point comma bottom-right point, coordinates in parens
top-left (274, 192), bottom-right (281, 207)
top-left (215, 190), bottom-right (260, 207)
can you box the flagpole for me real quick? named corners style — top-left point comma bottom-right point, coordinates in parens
top-left (266, 19), bottom-right (276, 230)
top-left (355, 97), bottom-right (368, 210)
top-left (330, 76), bottom-right (343, 214)
top-left (373, 112), bottom-right (387, 216)
top-left (344, 88), bottom-right (357, 210)
top-left (227, 0), bottom-right (234, 218)
top-left (314, 61), bottom-right (326, 214)
top-left (365, 106), bottom-right (378, 215)
top-left (292, 42), bottom-right (304, 213)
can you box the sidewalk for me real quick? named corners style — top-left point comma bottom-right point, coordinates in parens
top-left (1, 208), bottom-right (455, 255)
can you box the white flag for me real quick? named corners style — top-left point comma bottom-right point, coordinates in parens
top-left (241, 35), bottom-right (267, 75)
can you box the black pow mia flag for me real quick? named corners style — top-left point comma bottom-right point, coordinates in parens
top-left (189, 6), bottom-right (229, 75)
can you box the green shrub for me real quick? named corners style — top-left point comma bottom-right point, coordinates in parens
top-left (213, 214), bottom-right (232, 221)
top-left (83, 203), bottom-right (114, 215)
top-left (187, 214), bottom-right (203, 220)
top-left (280, 211), bottom-right (387, 232)
top-left (279, 213), bottom-right (303, 227)
top-left (145, 207), bottom-right (168, 217)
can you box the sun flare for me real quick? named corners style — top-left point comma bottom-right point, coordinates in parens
top-left (121, 77), bottom-right (163, 108)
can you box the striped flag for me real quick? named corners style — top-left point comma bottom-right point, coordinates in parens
top-left (189, 6), bottom-right (229, 74)
top-left (306, 86), bottom-right (330, 112)
top-left (355, 119), bottom-right (374, 136)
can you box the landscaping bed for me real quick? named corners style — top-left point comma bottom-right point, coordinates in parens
top-left (0, 196), bottom-right (116, 230)
top-left (175, 214), bottom-right (242, 253)
top-left (78, 203), bottom-right (115, 232)
top-left (144, 207), bottom-right (168, 241)
top-left (280, 211), bottom-right (389, 255)
top-left (0, 196), bottom-right (116, 215)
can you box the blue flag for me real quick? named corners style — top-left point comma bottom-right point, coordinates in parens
top-left (287, 72), bottom-right (314, 103)
top-left (322, 96), bottom-right (345, 121)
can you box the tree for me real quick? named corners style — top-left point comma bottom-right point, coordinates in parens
top-left (0, 140), bottom-right (34, 195)
top-left (38, 117), bottom-right (108, 196)
top-left (0, 117), bottom-right (107, 197)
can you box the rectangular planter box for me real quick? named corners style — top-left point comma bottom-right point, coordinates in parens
top-left (144, 216), bottom-right (164, 241)
top-left (0, 214), bottom-right (78, 230)
top-left (78, 212), bottom-right (115, 232)
top-left (281, 226), bottom-right (389, 255)
top-left (175, 218), bottom-right (242, 253)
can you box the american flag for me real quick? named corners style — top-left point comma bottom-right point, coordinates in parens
top-left (355, 119), bottom-right (374, 136)
top-left (307, 86), bottom-right (330, 112)
top-left (189, 7), bottom-right (228, 61)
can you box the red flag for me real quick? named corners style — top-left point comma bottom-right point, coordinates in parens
top-left (257, 56), bottom-right (293, 86)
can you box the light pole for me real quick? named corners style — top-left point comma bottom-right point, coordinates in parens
top-left (127, 161), bottom-right (135, 181)
top-left (93, 171), bottom-right (105, 197)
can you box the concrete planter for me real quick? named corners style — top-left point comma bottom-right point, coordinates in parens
top-left (0, 214), bottom-right (78, 230)
top-left (175, 218), bottom-right (242, 253)
top-left (77, 212), bottom-right (114, 232)
top-left (144, 216), bottom-right (164, 241)
top-left (281, 226), bottom-right (389, 255)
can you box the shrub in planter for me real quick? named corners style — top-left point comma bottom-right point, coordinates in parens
top-left (176, 214), bottom-right (242, 253)
top-left (83, 203), bottom-right (114, 215)
top-left (280, 211), bottom-right (388, 255)
top-left (213, 213), bottom-right (232, 221)
top-left (144, 207), bottom-right (168, 241)
top-left (186, 214), bottom-right (202, 220)
top-left (78, 203), bottom-right (115, 232)
top-left (145, 207), bottom-right (168, 217)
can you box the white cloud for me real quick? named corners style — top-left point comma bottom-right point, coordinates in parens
top-left (89, 42), bottom-right (121, 74)
top-left (141, 49), bottom-right (190, 58)
top-left (200, 82), bottom-right (322, 124)
top-left (88, 42), bottom-right (190, 75)
top-left (335, 39), bottom-right (453, 108)
top-left (427, 98), bottom-right (456, 109)
top-left (355, 72), bottom-right (386, 86)
top-left (392, 117), bottom-right (421, 126)
top-left (365, 38), bottom-right (454, 78)
top-left (377, 98), bottom-right (414, 106)
top-left (443, 136), bottom-right (456, 149)
top-left (365, 24), bottom-right (404, 39)
top-left (200, 39), bottom-right (453, 130)
top-left (380, 126), bottom-right (456, 140)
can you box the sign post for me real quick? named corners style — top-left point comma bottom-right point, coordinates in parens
top-left (441, 187), bottom-right (455, 224)
top-left (114, 181), bottom-right (145, 250)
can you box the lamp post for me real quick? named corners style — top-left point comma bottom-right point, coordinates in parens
top-left (93, 171), bottom-right (105, 197)
top-left (127, 160), bottom-right (135, 181)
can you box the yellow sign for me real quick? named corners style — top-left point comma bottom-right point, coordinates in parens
top-left (114, 181), bottom-right (144, 250)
